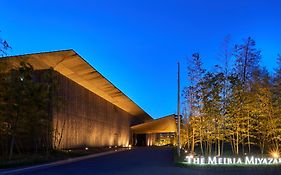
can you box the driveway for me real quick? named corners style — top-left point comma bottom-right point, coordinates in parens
top-left (6, 147), bottom-right (281, 175)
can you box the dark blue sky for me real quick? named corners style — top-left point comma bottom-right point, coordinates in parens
top-left (1, 0), bottom-right (281, 118)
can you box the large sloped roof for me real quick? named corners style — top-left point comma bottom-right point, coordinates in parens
top-left (131, 115), bottom-right (177, 134)
top-left (2, 49), bottom-right (152, 121)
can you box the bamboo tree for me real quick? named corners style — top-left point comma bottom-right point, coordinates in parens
top-left (271, 55), bottom-right (281, 151)
top-left (200, 72), bottom-right (224, 156)
top-left (3, 62), bottom-right (35, 159)
top-left (184, 53), bottom-right (206, 155)
top-left (233, 37), bottom-right (261, 154)
top-left (182, 37), bottom-right (281, 157)
top-left (218, 35), bottom-right (233, 156)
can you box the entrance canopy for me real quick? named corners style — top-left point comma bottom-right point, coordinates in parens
top-left (131, 115), bottom-right (177, 134)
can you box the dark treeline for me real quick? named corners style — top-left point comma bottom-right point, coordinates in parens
top-left (0, 40), bottom-right (63, 160)
top-left (182, 37), bottom-right (281, 157)
top-left (0, 62), bottom-right (62, 160)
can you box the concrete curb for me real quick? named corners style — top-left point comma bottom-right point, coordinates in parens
top-left (1, 148), bottom-right (130, 175)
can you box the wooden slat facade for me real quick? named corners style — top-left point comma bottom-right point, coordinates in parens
top-left (53, 72), bottom-right (142, 149)
top-left (1, 50), bottom-right (152, 150)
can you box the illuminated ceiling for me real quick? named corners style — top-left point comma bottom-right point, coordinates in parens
top-left (2, 49), bottom-right (151, 121)
top-left (131, 115), bottom-right (177, 134)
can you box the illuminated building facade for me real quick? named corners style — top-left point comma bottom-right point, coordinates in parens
top-left (4, 50), bottom-right (152, 149)
top-left (131, 115), bottom-right (177, 146)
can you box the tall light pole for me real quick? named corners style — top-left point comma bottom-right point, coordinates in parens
top-left (177, 62), bottom-right (181, 156)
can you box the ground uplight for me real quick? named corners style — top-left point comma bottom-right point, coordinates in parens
top-left (270, 151), bottom-right (280, 159)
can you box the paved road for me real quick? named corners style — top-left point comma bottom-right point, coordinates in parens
top-left (13, 147), bottom-right (281, 175)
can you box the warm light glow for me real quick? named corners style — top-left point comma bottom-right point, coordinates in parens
top-left (270, 151), bottom-right (280, 159)
top-left (185, 154), bottom-right (194, 159)
top-left (85, 147), bottom-right (89, 150)
top-left (128, 144), bottom-right (132, 148)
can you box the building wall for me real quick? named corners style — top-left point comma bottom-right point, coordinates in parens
top-left (52, 72), bottom-right (142, 149)
top-left (146, 134), bottom-right (156, 146)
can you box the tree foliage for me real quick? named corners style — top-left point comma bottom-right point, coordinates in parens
top-left (0, 34), bottom-right (11, 57)
top-left (0, 61), bottom-right (63, 159)
top-left (183, 37), bottom-right (281, 156)
top-left (0, 35), bottom-right (65, 159)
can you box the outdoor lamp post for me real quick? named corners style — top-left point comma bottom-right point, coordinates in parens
top-left (177, 62), bottom-right (181, 156)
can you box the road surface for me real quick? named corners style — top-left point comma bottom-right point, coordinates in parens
top-left (8, 147), bottom-right (281, 175)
